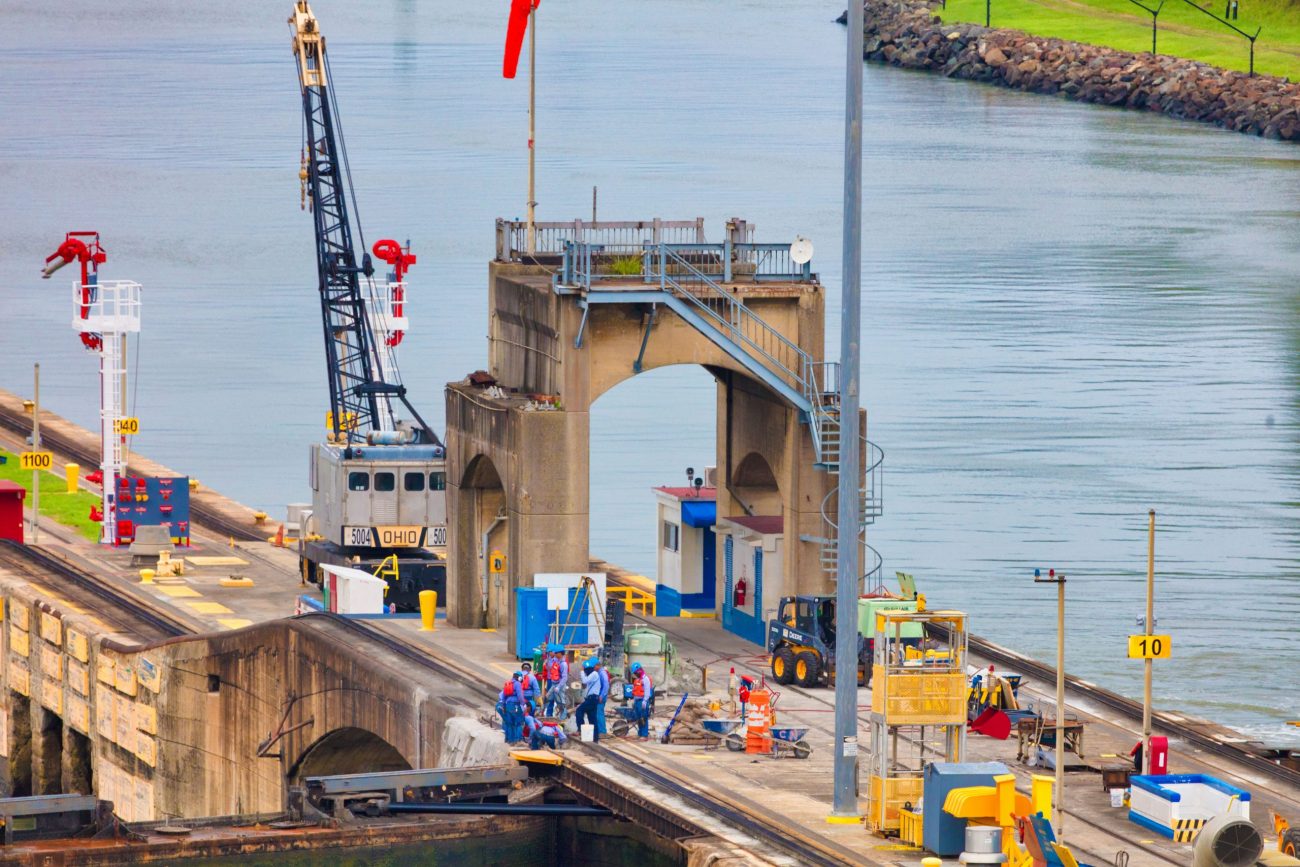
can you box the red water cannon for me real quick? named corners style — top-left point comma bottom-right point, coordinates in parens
top-left (42, 231), bottom-right (106, 350)
top-left (371, 239), bottom-right (416, 347)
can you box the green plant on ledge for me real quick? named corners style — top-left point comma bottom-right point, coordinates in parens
top-left (609, 255), bottom-right (643, 276)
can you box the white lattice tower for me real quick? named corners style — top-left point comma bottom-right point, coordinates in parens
top-left (362, 274), bottom-right (409, 432)
top-left (75, 279), bottom-right (141, 544)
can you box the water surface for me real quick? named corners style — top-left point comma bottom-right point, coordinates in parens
top-left (1, 1), bottom-right (1297, 742)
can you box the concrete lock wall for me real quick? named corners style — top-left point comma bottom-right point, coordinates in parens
top-left (446, 258), bottom-right (862, 651)
top-left (0, 576), bottom-right (496, 821)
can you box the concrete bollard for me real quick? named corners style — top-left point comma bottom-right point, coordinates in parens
top-left (65, 463), bottom-right (79, 493)
top-left (419, 590), bottom-right (437, 631)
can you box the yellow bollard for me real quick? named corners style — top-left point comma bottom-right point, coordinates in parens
top-left (419, 590), bottom-right (437, 631)
top-left (139, 569), bottom-right (155, 585)
top-left (921, 859), bottom-right (942, 867)
top-left (1031, 774), bottom-right (1054, 818)
top-left (65, 463), bottom-right (79, 493)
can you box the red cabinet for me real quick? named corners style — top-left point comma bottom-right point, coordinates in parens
top-left (0, 481), bottom-right (26, 544)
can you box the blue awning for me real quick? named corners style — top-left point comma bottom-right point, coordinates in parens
top-left (680, 499), bottom-right (716, 528)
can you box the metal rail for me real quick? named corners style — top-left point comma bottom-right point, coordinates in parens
top-left (954, 629), bottom-right (1300, 791)
top-left (0, 541), bottom-right (190, 640)
top-left (0, 403), bottom-right (263, 542)
top-left (299, 612), bottom-right (859, 866)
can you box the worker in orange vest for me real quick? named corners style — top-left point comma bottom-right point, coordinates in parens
top-left (543, 650), bottom-right (568, 717)
top-left (630, 662), bottom-right (655, 740)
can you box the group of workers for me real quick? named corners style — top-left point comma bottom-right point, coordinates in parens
top-left (496, 650), bottom-right (657, 746)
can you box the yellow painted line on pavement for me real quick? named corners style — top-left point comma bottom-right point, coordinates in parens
top-left (217, 618), bottom-right (253, 630)
top-left (185, 601), bottom-right (234, 615)
top-left (158, 586), bottom-right (201, 598)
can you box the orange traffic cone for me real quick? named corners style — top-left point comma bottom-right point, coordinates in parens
top-left (273, 524), bottom-right (285, 548)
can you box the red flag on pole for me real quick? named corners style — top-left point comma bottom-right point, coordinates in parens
top-left (503, 0), bottom-right (539, 79)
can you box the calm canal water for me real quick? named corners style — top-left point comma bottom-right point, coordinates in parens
top-left (1, 1), bottom-right (1297, 743)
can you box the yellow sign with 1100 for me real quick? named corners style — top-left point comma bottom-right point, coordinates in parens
top-left (1127, 634), bottom-right (1172, 659)
top-left (19, 451), bottom-right (53, 471)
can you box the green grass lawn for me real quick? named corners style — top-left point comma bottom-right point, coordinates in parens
top-left (937, 0), bottom-right (1300, 79)
top-left (0, 448), bottom-right (102, 541)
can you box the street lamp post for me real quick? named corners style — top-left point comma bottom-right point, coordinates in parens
top-left (1034, 567), bottom-right (1066, 842)
top-left (831, 0), bottom-right (865, 821)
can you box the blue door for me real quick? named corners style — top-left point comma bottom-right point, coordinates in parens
top-left (700, 527), bottom-right (716, 604)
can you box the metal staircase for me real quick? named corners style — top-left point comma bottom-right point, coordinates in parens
top-left (556, 238), bottom-right (884, 589)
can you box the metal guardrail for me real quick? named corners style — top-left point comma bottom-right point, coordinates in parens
top-left (496, 218), bottom-right (710, 261)
top-left (607, 585), bottom-right (656, 617)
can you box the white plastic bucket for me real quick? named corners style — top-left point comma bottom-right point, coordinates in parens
top-left (1110, 788), bottom-right (1126, 808)
top-left (580, 724), bottom-right (595, 743)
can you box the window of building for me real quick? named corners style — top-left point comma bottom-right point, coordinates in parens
top-left (347, 471), bottom-right (369, 492)
top-left (404, 472), bottom-right (425, 492)
top-left (429, 472), bottom-right (447, 491)
top-left (374, 472), bottom-right (395, 492)
top-left (662, 521), bottom-right (680, 553)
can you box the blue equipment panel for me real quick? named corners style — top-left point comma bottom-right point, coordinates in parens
top-left (113, 475), bottom-right (191, 545)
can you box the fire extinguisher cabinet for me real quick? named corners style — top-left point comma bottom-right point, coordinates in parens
top-left (0, 481), bottom-right (27, 544)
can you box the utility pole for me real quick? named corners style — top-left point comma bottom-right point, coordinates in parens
top-left (31, 364), bottom-right (40, 545)
top-left (526, 0), bottom-right (537, 255)
top-left (832, 0), bottom-right (864, 821)
top-left (1143, 509), bottom-right (1155, 774)
top-left (1034, 568), bottom-right (1066, 841)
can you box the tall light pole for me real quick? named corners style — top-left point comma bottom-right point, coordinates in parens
top-left (31, 364), bottom-right (41, 545)
top-left (1142, 509), bottom-right (1155, 774)
top-left (1034, 568), bottom-right (1066, 842)
top-left (832, 0), bottom-right (864, 821)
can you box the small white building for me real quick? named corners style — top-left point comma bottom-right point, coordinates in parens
top-left (653, 485), bottom-right (718, 617)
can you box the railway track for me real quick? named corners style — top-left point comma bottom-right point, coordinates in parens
top-left (637, 614), bottom-right (1188, 867)
top-left (305, 612), bottom-right (860, 867)
top-left (0, 541), bottom-right (191, 640)
top-left (0, 404), bottom-right (263, 542)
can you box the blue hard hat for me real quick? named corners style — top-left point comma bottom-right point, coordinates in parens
top-left (630, 662), bottom-right (643, 674)
top-left (513, 671), bottom-right (523, 679)
top-left (583, 657), bottom-right (595, 670)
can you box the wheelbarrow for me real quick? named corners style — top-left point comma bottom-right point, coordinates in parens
top-left (698, 718), bottom-right (745, 751)
top-left (767, 726), bottom-right (812, 759)
top-left (611, 704), bottom-right (642, 737)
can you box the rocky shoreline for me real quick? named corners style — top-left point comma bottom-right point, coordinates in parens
top-left (842, 0), bottom-right (1300, 140)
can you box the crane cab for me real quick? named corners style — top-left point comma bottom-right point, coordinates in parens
top-left (300, 442), bottom-right (447, 611)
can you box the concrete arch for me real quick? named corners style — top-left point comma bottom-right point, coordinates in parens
top-left (461, 453), bottom-right (504, 491)
top-left (731, 450), bottom-right (781, 517)
top-left (288, 726), bottom-right (411, 783)
top-left (444, 255), bottom-right (848, 648)
top-left (458, 453), bottom-right (510, 629)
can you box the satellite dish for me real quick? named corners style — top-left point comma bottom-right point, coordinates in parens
top-left (790, 236), bottom-right (814, 265)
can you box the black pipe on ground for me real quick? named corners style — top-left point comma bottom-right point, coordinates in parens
top-left (386, 802), bottom-right (611, 817)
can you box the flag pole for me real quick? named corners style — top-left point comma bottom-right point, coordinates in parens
top-left (526, 2), bottom-right (537, 255)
